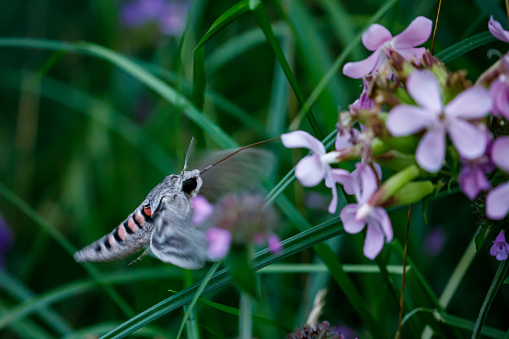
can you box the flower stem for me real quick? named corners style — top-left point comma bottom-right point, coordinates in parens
top-left (397, 204), bottom-right (412, 339)
top-left (471, 259), bottom-right (509, 338)
top-left (240, 292), bottom-right (253, 339)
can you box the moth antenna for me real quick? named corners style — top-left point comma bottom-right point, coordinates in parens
top-left (181, 137), bottom-right (195, 176)
top-left (200, 136), bottom-right (280, 174)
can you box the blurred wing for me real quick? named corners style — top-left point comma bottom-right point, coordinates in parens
top-left (150, 205), bottom-right (208, 270)
top-left (195, 148), bottom-right (274, 202)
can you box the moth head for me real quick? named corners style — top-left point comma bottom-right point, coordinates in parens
top-left (180, 169), bottom-right (203, 198)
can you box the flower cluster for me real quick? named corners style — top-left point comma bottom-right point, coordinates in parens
top-left (282, 16), bottom-right (509, 261)
top-left (120, 0), bottom-right (190, 36)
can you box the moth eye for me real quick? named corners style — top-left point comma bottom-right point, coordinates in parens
top-left (183, 177), bottom-right (198, 195)
top-left (143, 203), bottom-right (152, 217)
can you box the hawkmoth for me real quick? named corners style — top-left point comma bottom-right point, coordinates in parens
top-left (74, 139), bottom-right (274, 269)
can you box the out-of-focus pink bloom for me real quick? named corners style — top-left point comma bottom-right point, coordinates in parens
top-left (268, 234), bottom-right (282, 254)
top-left (343, 16), bottom-right (432, 79)
top-left (190, 195), bottom-right (214, 226)
top-left (386, 70), bottom-right (492, 173)
top-left (486, 137), bottom-right (509, 219)
top-left (339, 164), bottom-right (393, 259)
top-left (281, 131), bottom-right (350, 213)
top-left (489, 16), bottom-right (509, 43)
top-left (490, 231), bottom-right (509, 261)
top-left (205, 228), bottom-right (232, 260)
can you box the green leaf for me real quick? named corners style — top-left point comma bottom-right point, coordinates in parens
top-left (472, 259), bottom-right (509, 338)
top-left (435, 31), bottom-right (497, 64)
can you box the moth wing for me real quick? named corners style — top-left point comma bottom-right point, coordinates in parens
top-left (195, 148), bottom-right (274, 202)
top-left (150, 206), bottom-right (208, 270)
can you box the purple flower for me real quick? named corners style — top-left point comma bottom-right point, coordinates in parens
top-left (190, 195), bottom-right (214, 226)
top-left (343, 16), bottom-right (432, 79)
top-left (281, 131), bottom-right (349, 213)
top-left (486, 137), bottom-right (509, 219)
top-left (424, 226), bottom-right (446, 256)
top-left (489, 16), bottom-right (509, 43)
top-left (120, 0), bottom-right (189, 36)
top-left (120, 0), bottom-right (166, 27)
top-left (158, 1), bottom-right (190, 36)
top-left (0, 214), bottom-right (13, 267)
top-left (205, 228), bottom-right (231, 260)
top-left (386, 70), bottom-right (492, 173)
top-left (268, 234), bottom-right (282, 254)
top-left (490, 231), bottom-right (509, 261)
top-left (339, 164), bottom-right (393, 259)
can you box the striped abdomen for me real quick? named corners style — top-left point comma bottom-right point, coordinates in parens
top-left (74, 204), bottom-right (154, 262)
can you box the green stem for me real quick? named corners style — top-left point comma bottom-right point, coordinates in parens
top-left (472, 259), bottom-right (509, 338)
top-left (239, 292), bottom-right (253, 339)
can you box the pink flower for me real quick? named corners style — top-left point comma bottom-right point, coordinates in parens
top-left (490, 231), bottom-right (509, 261)
top-left (339, 164), bottom-right (393, 259)
top-left (488, 16), bottom-right (509, 43)
top-left (486, 137), bottom-right (509, 219)
top-left (343, 16), bottom-right (432, 79)
top-left (281, 131), bottom-right (349, 213)
top-left (268, 234), bottom-right (282, 254)
top-left (205, 228), bottom-right (232, 260)
top-left (386, 70), bottom-right (492, 173)
top-left (190, 195), bottom-right (214, 225)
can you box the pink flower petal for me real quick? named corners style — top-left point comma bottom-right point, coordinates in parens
top-left (444, 86), bottom-right (492, 119)
top-left (343, 49), bottom-right (383, 79)
top-left (396, 47), bottom-right (427, 61)
top-left (364, 220), bottom-right (385, 260)
top-left (491, 136), bottom-right (509, 172)
top-left (205, 228), bottom-right (232, 260)
top-left (486, 182), bottom-right (509, 220)
top-left (359, 165), bottom-right (378, 203)
top-left (268, 234), bottom-right (282, 254)
top-left (362, 24), bottom-right (392, 51)
top-left (447, 119), bottom-right (487, 159)
top-left (191, 195), bottom-right (214, 226)
top-left (459, 166), bottom-right (490, 200)
top-left (326, 176), bottom-right (339, 214)
top-left (490, 79), bottom-right (509, 118)
top-left (489, 16), bottom-right (509, 43)
top-left (372, 207), bottom-right (393, 242)
top-left (331, 168), bottom-right (355, 195)
top-left (416, 126), bottom-right (446, 173)
top-left (340, 204), bottom-right (366, 234)
top-left (386, 105), bottom-right (437, 136)
top-left (295, 155), bottom-right (326, 187)
top-left (392, 16), bottom-right (433, 48)
top-left (281, 130), bottom-right (325, 155)
top-left (407, 70), bottom-right (443, 112)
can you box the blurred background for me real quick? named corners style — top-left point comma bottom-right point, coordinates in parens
top-left (1, 0), bottom-right (509, 338)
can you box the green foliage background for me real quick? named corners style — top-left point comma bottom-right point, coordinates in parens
top-left (1, 0), bottom-right (509, 338)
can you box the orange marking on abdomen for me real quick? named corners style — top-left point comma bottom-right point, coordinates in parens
top-left (118, 225), bottom-right (127, 240)
top-left (134, 211), bottom-right (145, 227)
top-left (127, 218), bottom-right (139, 232)
top-left (108, 235), bottom-right (116, 247)
top-left (143, 206), bottom-right (152, 216)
